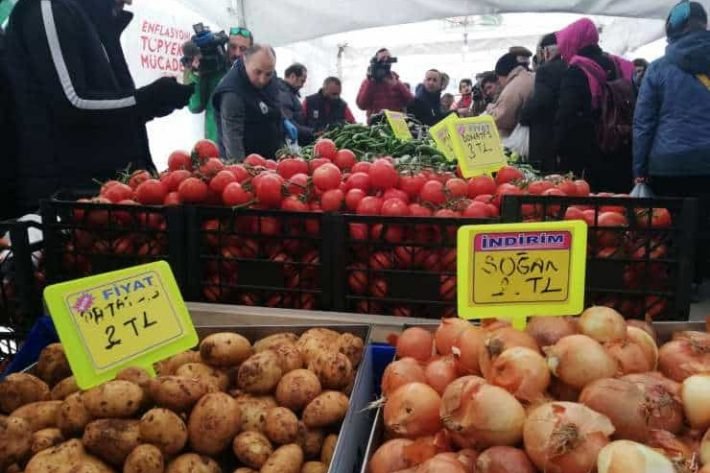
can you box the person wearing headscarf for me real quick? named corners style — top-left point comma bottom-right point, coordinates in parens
top-left (554, 17), bottom-right (634, 192)
top-left (488, 52), bottom-right (534, 138)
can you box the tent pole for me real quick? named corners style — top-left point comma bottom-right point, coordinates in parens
top-left (233, 0), bottom-right (247, 28)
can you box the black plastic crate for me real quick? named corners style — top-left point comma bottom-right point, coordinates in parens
top-left (500, 195), bottom-right (698, 321)
top-left (185, 206), bottom-right (331, 310)
top-left (332, 214), bottom-right (499, 318)
top-left (41, 198), bottom-right (186, 288)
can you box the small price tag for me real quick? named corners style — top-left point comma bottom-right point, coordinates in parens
top-left (44, 261), bottom-right (198, 389)
top-left (429, 114), bottom-right (458, 162)
top-left (457, 221), bottom-right (587, 329)
top-left (450, 116), bottom-right (507, 177)
top-left (384, 110), bottom-right (413, 141)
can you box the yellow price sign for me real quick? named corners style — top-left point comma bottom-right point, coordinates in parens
top-left (384, 110), bottom-right (413, 141)
top-left (429, 114), bottom-right (458, 162)
top-left (457, 221), bottom-right (587, 329)
top-left (450, 116), bottom-right (507, 177)
top-left (44, 261), bottom-right (198, 389)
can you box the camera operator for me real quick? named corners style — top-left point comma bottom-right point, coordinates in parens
top-left (356, 48), bottom-right (413, 123)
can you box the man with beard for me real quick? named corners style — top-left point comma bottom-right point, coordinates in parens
top-left (303, 76), bottom-right (356, 135)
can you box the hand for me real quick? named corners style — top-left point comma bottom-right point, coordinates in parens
top-left (137, 77), bottom-right (194, 118)
top-left (283, 119), bottom-right (298, 142)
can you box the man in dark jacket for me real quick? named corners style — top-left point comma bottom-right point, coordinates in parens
top-left (5, 0), bottom-right (193, 213)
top-left (213, 44), bottom-right (284, 161)
top-left (409, 69), bottom-right (447, 126)
top-left (520, 33), bottom-right (567, 172)
top-left (303, 76), bottom-right (356, 134)
top-left (0, 25), bottom-right (18, 220)
top-left (278, 63), bottom-right (313, 145)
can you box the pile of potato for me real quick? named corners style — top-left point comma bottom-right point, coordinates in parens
top-left (0, 328), bottom-right (365, 473)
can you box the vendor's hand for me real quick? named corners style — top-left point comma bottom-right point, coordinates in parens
top-left (137, 77), bottom-right (194, 118)
top-left (283, 119), bottom-right (298, 142)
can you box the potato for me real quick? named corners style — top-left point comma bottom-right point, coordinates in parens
top-left (123, 444), bottom-right (164, 473)
top-left (57, 392), bottom-right (92, 437)
top-left (302, 391), bottom-right (349, 428)
top-left (82, 419), bottom-right (140, 466)
top-left (233, 469), bottom-right (257, 473)
top-left (295, 423), bottom-right (324, 460)
top-left (232, 431), bottom-right (273, 469)
top-left (30, 427), bottom-right (64, 454)
top-left (337, 333), bottom-right (364, 368)
top-left (302, 461), bottom-right (328, 473)
top-left (237, 351), bottom-right (282, 394)
top-left (235, 397), bottom-right (269, 433)
top-left (188, 392), bottom-right (240, 455)
top-left (261, 444), bottom-right (304, 473)
top-left (36, 343), bottom-right (71, 387)
top-left (116, 366), bottom-right (151, 390)
top-left (309, 351), bottom-right (353, 390)
top-left (139, 408), bottom-right (187, 455)
top-left (156, 351), bottom-right (202, 376)
top-left (199, 332), bottom-right (252, 367)
top-left (296, 330), bottom-right (339, 365)
top-left (82, 380), bottom-right (144, 418)
top-left (275, 369), bottom-right (321, 412)
top-left (166, 453), bottom-right (220, 473)
top-left (50, 376), bottom-right (79, 401)
top-left (253, 333), bottom-right (298, 352)
top-left (175, 362), bottom-right (229, 392)
top-left (147, 376), bottom-right (208, 412)
top-left (320, 434), bottom-right (337, 466)
top-left (0, 373), bottom-right (50, 413)
top-left (24, 439), bottom-right (113, 473)
top-left (263, 407), bottom-right (299, 445)
top-left (272, 344), bottom-right (304, 374)
top-left (10, 400), bottom-right (62, 432)
top-left (0, 415), bottom-right (31, 469)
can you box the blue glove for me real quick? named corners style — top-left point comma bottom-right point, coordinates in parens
top-left (283, 119), bottom-right (298, 142)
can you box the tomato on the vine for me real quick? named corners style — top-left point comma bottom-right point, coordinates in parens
top-left (178, 177), bottom-right (208, 203)
top-left (420, 180), bottom-right (446, 206)
top-left (351, 161), bottom-right (372, 174)
top-left (134, 179), bottom-right (167, 205)
top-left (382, 188), bottom-right (409, 204)
top-left (356, 196), bottom-right (383, 215)
top-left (168, 150), bottom-right (193, 171)
top-left (225, 164), bottom-right (250, 183)
top-left (333, 149), bottom-right (357, 171)
top-left (445, 178), bottom-right (468, 199)
top-left (209, 170), bottom-right (237, 194)
top-left (164, 170), bottom-right (192, 192)
top-left (312, 163), bottom-right (342, 191)
top-left (495, 165), bottom-right (524, 185)
top-left (345, 172), bottom-right (371, 193)
top-left (102, 182), bottom-right (134, 203)
top-left (193, 139), bottom-right (220, 162)
top-left (381, 198), bottom-right (410, 217)
top-left (313, 139), bottom-right (337, 160)
top-left (244, 154), bottom-right (267, 167)
top-left (369, 159), bottom-right (399, 190)
top-left (345, 188), bottom-right (366, 211)
top-left (254, 173), bottom-right (285, 208)
top-left (398, 173), bottom-right (427, 199)
top-left (276, 158), bottom-right (309, 179)
top-left (128, 170), bottom-right (151, 190)
top-left (320, 189), bottom-right (344, 212)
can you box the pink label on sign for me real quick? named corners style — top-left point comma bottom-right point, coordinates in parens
top-left (474, 231), bottom-right (571, 251)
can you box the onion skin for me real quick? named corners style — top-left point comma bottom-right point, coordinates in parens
top-left (626, 327), bottom-right (659, 370)
top-left (455, 449), bottom-right (478, 473)
top-left (396, 327), bottom-right (434, 362)
top-left (579, 306), bottom-right (627, 343)
top-left (476, 446), bottom-right (537, 473)
top-left (435, 319), bottom-right (471, 356)
top-left (452, 327), bottom-right (485, 376)
top-left (397, 453), bottom-right (468, 473)
top-left (658, 332), bottom-right (710, 382)
top-left (604, 339), bottom-right (654, 375)
top-left (682, 375), bottom-right (710, 431)
top-left (479, 327), bottom-right (539, 380)
top-left (384, 382), bottom-right (442, 439)
top-left (545, 335), bottom-right (618, 389)
top-left (597, 440), bottom-right (676, 473)
top-left (424, 356), bottom-right (458, 396)
top-left (626, 320), bottom-right (658, 343)
top-left (487, 347), bottom-right (550, 403)
top-left (368, 438), bottom-right (415, 473)
top-left (525, 317), bottom-right (578, 348)
top-left (619, 373), bottom-right (684, 435)
top-left (381, 357), bottom-right (426, 397)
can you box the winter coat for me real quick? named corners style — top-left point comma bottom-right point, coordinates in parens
top-left (356, 73), bottom-right (413, 122)
top-left (303, 91), bottom-right (356, 133)
top-left (213, 60), bottom-right (284, 161)
top-left (409, 86), bottom-right (447, 126)
top-left (277, 78), bottom-right (313, 144)
top-left (488, 66), bottom-right (535, 137)
top-left (5, 0), bottom-right (156, 213)
top-left (633, 30), bottom-right (710, 178)
top-left (187, 70), bottom-right (224, 143)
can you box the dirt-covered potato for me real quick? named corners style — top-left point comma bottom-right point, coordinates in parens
top-left (302, 461), bottom-right (328, 473)
top-left (302, 391), bottom-right (349, 428)
top-left (30, 427), bottom-right (64, 455)
top-left (165, 453), bottom-right (221, 473)
top-left (296, 330), bottom-right (340, 365)
top-left (82, 380), bottom-right (144, 418)
top-left (139, 408), bottom-right (188, 455)
top-left (237, 351), bottom-right (282, 394)
top-left (272, 343), bottom-right (304, 374)
top-left (320, 434), bottom-right (337, 466)
top-left (36, 343), bottom-right (71, 387)
top-left (50, 376), bottom-right (79, 401)
top-left (57, 392), bottom-right (92, 437)
top-left (175, 362), bottom-right (229, 392)
top-left (253, 333), bottom-right (298, 353)
top-left (0, 373), bottom-right (50, 413)
top-left (309, 351), bottom-right (353, 390)
top-left (147, 376), bottom-right (208, 412)
top-left (156, 351), bottom-right (202, 376)
top-left (24, 439), bottom-right (113, 473)
top-left (275, 369), bottom-right (321, 412)
top-left (0, 415), bottom-right (31, 469)
top-left (116, 367), bottom-right (152, 390)
top-left (235, 396), bottom-right (269, 433)
top-left (188, 392), bottom-right (240, 455)
top-left (199, 332), bottom-right (252, 367)
top-left (295, 423), bottom-right (324, 460)
top-left (82, 419), bottom-right (140, 466)
top-left (232, 431), bottom-right (273, 469)
top-left (233, 469), bottom-right (258, 473)
top-left (123, 444), bottom-right (164, 473)
top-left (261, 444), bottom-right (304, 473)
top-left (10, 400), bottom-right (62, 432)
top-left (336, 333), bottom-right (364, 368)
top-left (264, 407), bottom-right (299, 445)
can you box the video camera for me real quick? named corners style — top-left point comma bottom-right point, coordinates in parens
top-left (368, 56), bottom-right (398, 82)
top-left (182, 23), bottom-right (228, 76)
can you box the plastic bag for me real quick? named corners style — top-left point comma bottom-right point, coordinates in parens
top-left (630, 182), bottom-right (654, 198)
top-left (502, 124), bottom-right (530, 158)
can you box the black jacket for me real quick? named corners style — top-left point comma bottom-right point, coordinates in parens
top-left (277, 78), bottom-right (313, 145)
top-left (0, 27), bottom-right (19, 220)
top-left (409, 85), bottom-right (446, 126)
top-left (304, 92), bottom-right (348, 133)
top-left (520, 57), bottom-right (566, 172)
top-left (6, 0), bottom-right (158, 212)
top-left (213, 60), bottom-right (284, 161)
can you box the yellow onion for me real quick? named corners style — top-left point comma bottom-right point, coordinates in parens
top-left (487, 347), bottom-right (550, 403)
top-left (525, 317), bottom-right (578, 348)
top-left (545, 335), bottom-right (617, 389)
top-left (597, 440), bottom-right (676, 473)
top-left (578, 306), bottom-right (627, 343)
top-left (682, 374), bottom-right (710, 431)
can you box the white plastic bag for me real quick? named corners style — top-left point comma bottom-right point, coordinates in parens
top-left (630, 182), bottom-right (654, 198)
top-left (502, 124), bottom-right (530, 158)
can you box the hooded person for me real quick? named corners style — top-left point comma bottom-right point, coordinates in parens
top-left (554, 17), bottom-right (634, 193)
top-left (5, 0), bottom-right (193, 213)
top-left (487, 52), bottom-right (534, 138)
top-left (409, 69), bottom-right (449, 126)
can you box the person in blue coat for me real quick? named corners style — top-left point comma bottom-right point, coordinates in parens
top-left (633, 0), bottom-right (710, 289)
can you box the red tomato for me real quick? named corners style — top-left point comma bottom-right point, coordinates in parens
top-left (313, 139), bottom-right (337, 160)
top-left (399, 173), bottom-right (427, 199)
top-left (134, 179), bottom-right (167, 205)
top-left (287, 173), bottom-right (309, 196)
top-left (102, 183), bottom-right (134, 203)
top-left (264, 160), bottom-right (277, 170)
top-left (486, 204), bottom-right (500, 217)
top-left (345, 172), bottom-right (372, 192)
top-left (224, 164), bottom-right (250, 183)
top-left (128, 170), bottom-right (151, 190)
top-left (351, 161), bottom-right (372, 174)
top-left (467, 174), bottom-right (497, 197)
top-left (556, 180), bottom-right (577, 196)
top-left (527, 180), bottom-right (554, 195)
top-left (434, 209), bottom-right (459, 218)
top-left (254, 173), bottom-right (285, 208)
top-left (276, 158), bottom-right (309, 179)
top-left (163, 170), bottom-right (192, 192)
top-left (356, 196), bottom-right (383, 215)
top-left (168, 150), bottom-right (193, 171)
top-left (495, 165), bottom-right (524, 185)
top-left (636, 208), bottom-right (672, 228)
top-left (369, 159), bottom-right (399, 190)
top-left (198, 157), bottom-right (224, 178)
top-left (371, 224), bottom-right (403, 243)
top-left (574, 179), bottom-right (591, 197)
top-left (164, 192), bottom-right (181, 206)
top-left (420, 180), bottom-right (446, 206)
top-left (244, 154), bottom-right (267, 167)
top-left (474, 194), bottom-right (495, 203)
top-left (345, 188), bottom-right (366, 211)
top-left (281, 195), bottom-right (309, 212)
top-left (193, 139), bottom-right (220, 162)
top-left (207, 170), bottom-right (235, 194)
top-left (349, 223), bottom-right (369, 240)
top-left (582, 210), bottom-right (597, 226)
top-left (493, 183), bottom-right (523, 208)
top-left (564, 207), bottom-right (586, 222)
top-left (381, 198), bottom-right (410, 217)
top-left (333, 149), bottom-right (357, 171)
top-left (309, 157), bottom-right (331, 173)
top-left (596, 211), bottom-right (628, 247)
top-left (312, 163), bottom-right (342, 191)
top-left (178, 177), bottom-right (208, 203)
top-left (463, 201), bottom-right (489, 218)
top-left (321, 189), bottom-right (344, 212)
top-left (369, 252), bottom-right (393, 271)
top-left (598, 211), bottom-right (628, 227)
top-left (382, 188), bottom-right (410, 204)
top-left (439, 275), bottom-right (457, 301)
top-left (409, 203), bottom-right (433, 217)
top-left (445, 178), bottom-right (468, 199)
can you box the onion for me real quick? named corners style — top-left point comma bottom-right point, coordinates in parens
top-left (627, 319), bottom-right (658, 343)
top-left (523, 402), bottom-right (615, 473)
top-left (384, 382), bottom-right (442, 438)
top-left (702, 428), bottom-right (710, 466)
top-left (368, 438), bottom-right (415, 473)
top-left (398, 433), bottom-right (452, 467)
top-left (682, 374), bottom-right (710, 431)
top-left (626, 326), bottom-right (659, 369)
top-left (479, 327), bottom-right (539, 379)
top-left (455, 449), bottom-right (478, 472)
top-left (476, 446), bottom-right (537, 473)
top-left (597, 440), bottom-right (676, 473)
top-left (525, 317), bottom-right (578, 348)
top-left (487, 346), bottom-right (550, 403)
top-left (578, 306), bottom-right (627, 343)
top-left (396, 327), bottom-right (434, 362)
top-left (381, 357), bottom-right (427, 397)
top-left (646, 429), bottom-right (698, 471)
top-left (604, 339), bottom-right (654, 375)
top-left (440, 376), bottom-right (525, 448)
top-left (545, 335), bottom-right (618, 389)
top-left (659, 332), bottom-right (710, 382)
top-left (424, 355), bottom-right (458, 395)
top-left (404, 453), bottom-right (469, 473)
top-left (452, 326), bottom-right (485, 376)
top-left (619, 373), bottom-right (684, 435)
top-left (435, 318), bottom-right (471, 356)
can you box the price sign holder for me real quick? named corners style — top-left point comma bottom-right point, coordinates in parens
top-left (457, 221), bottom-right (587, 329)
top-left (384, 110), bottom-right (413, 141)
top-left (450, 115), bottom-right (507, 177)
top-left (429, 113), bottom-right (458, 162)
top-left (44, 261), bottom-right (198, 389)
